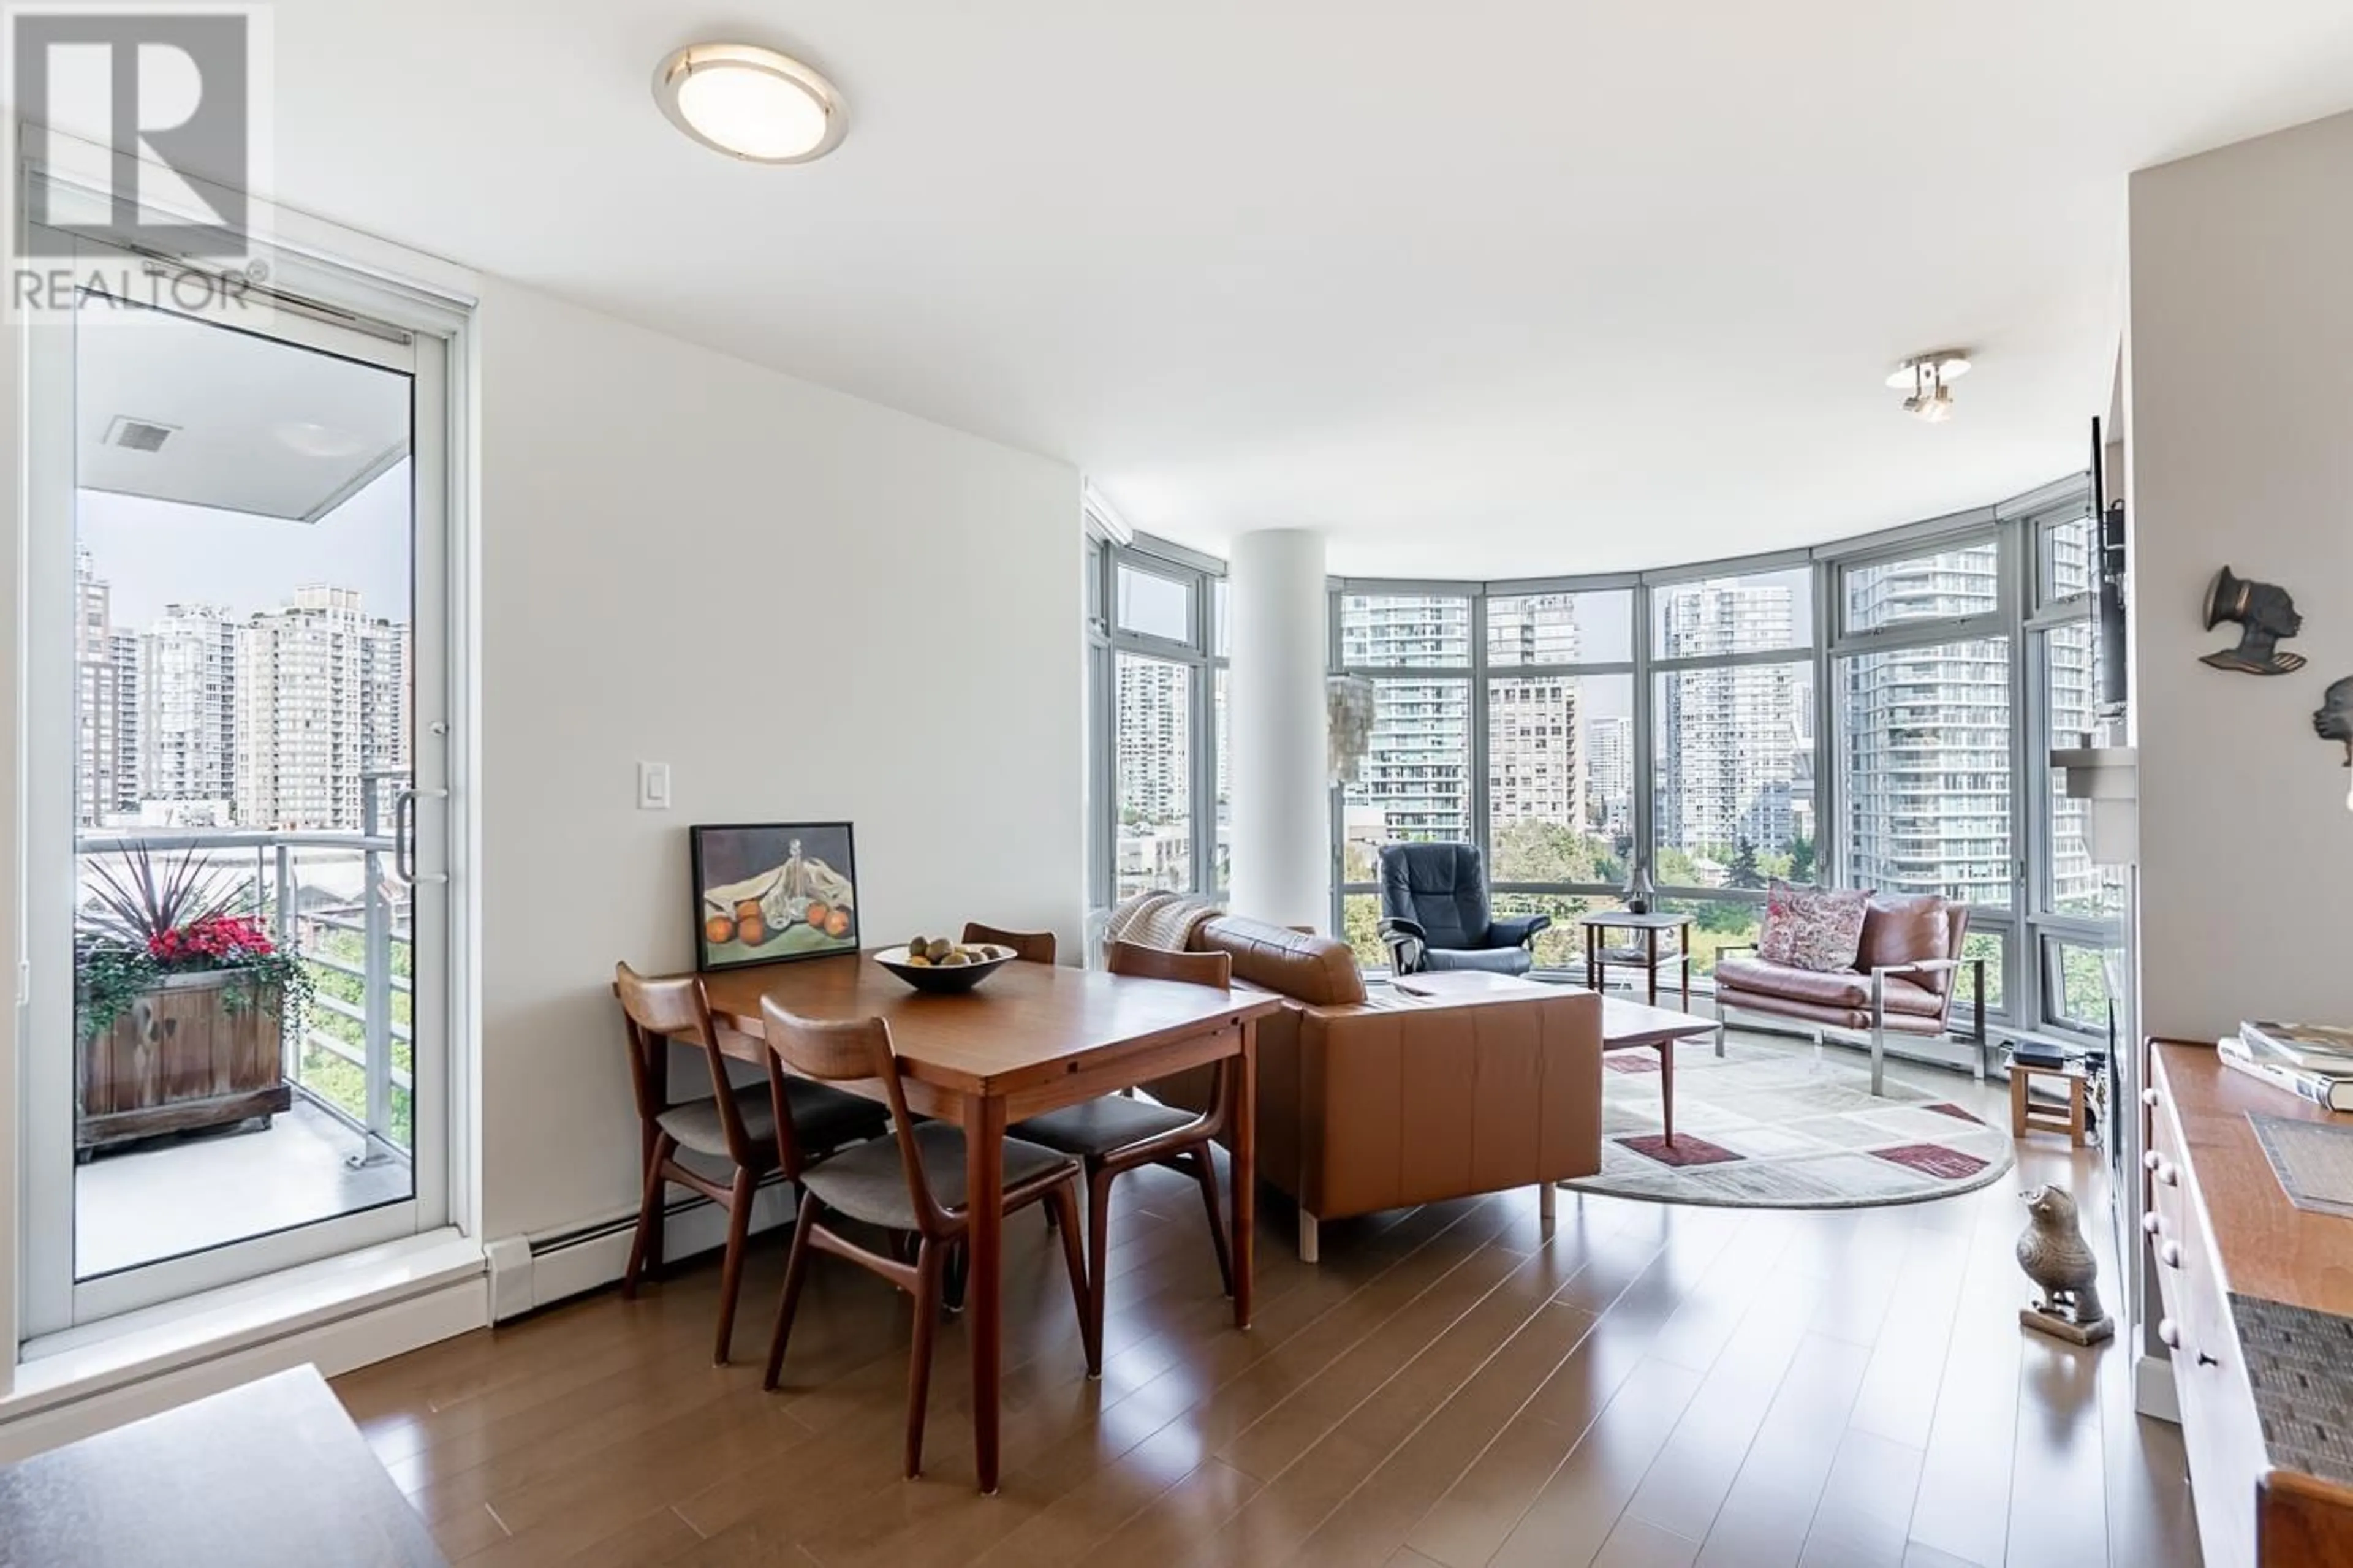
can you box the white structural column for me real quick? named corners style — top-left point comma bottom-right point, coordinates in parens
top-left (1229, 529), bottom-right (1330, 929)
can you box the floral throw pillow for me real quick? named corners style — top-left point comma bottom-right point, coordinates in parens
top-left (1757, 881), bottom-right (1873, 972)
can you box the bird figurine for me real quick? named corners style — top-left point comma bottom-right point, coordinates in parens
top-left (2016, 1184), bottom-right (2113, 1345)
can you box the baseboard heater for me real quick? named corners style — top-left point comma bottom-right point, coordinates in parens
top-left (483, 1171), bottom-right (797, 1322)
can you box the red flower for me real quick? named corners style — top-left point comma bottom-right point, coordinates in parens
top-left (147, 915), bottom-right (276, 966)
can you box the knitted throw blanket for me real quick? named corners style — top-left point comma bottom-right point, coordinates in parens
top-left (1103, 890), bottom-right (1224, 954)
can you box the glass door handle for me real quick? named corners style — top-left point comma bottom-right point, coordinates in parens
top-left (394, 786), bottom-right (452, 886)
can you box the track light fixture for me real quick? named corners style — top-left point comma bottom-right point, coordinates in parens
top-left (1889, 351), bottom-right (1971, 423)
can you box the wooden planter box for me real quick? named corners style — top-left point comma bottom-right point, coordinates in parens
top-left (77, 969), bottom-right (292, 1155)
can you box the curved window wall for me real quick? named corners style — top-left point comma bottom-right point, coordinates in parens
top-left (1089, 474), bottom-right (2118, 1041)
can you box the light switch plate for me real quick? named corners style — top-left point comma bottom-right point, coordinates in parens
top-left (638, 761), bottom-right (671, 811)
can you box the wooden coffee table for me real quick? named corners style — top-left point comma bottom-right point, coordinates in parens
top-left (1389, 974), bottom-right (1715, 1143)
top-left (1601, 996), bottom-right (1719, 1145)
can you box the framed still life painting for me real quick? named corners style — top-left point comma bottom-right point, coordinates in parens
top-left (689, 822), bottom-right (860, 972)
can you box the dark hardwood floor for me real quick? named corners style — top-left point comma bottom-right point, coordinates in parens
top-left (334, 1056), bottom-right (2198, 1567)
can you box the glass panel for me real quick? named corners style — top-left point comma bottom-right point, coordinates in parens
top-left (1652, 661), bottom-right (1815, 887)
top-left (1115, 653), bottom-right (1193, 896)
top-left (1486, 589), bottom-right (1632, 667)
top-left (1656, 897), bottom-right (1764, 980)
top-left (1214, 578), bottom-right (1230, 659)
top-left (2042, 620), bottom-right (2124, 918)
top-left (2039, 509), bottom-right (2096, 604)
top-left (1490, 890), bottom-right (1604, 971)
top-left (70, 303), bottom-right (418, 1279)
top-left (1213, 667), bottom-right (1231, 892)
top-left (1962, 926), bottom-right (2006, 1013)
top-left (1651, 567), bottom-right (1812, 657)
top-left (1342, 677), bottom-right (1472, 847)
top-left (1085, 537), bottom-right (1104, 626)
top-left (1340, 891), bottom-right (1385, 973)
top-left (1115, 563), bottom-right (1194, 645)
top-left (1340, 593), bottom-right (1471, 668)
top-left (2044, 936), bottom-right (2112, 1034)
top-left (1488, 672), bottom-right (1632, 884)
top-left (1838, 638), bottom-right (2012, 907)
top-left (1841, 539), bottom-right (2000, 634)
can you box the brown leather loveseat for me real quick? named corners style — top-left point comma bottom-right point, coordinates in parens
top-left (1158, 914), bottom-right (1604, 1260)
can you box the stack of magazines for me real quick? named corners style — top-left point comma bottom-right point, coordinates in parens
top-left (2218, 1021), bottom-right (2353, 1111)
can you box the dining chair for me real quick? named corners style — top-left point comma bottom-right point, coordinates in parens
top-left (759, 999), bottom-right (1094, 1479)
top-left (613, 963), bottom-right (887, 1364)
top-left (1009, 939), bottom-right (1235, 1377)
top-left (961, 922), bottom-right (1056, 964)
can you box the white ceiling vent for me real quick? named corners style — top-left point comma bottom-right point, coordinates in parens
top-left (104, 416), bottom-right (179, 453)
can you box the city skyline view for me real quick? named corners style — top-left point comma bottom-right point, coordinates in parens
top-left (73, 466), bottom-right (414, 835)
top-left (1112, 542), bottom-right (2104, 979)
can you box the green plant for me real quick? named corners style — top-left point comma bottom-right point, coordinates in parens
top-left (74, 845), bottom-right (314, 1041)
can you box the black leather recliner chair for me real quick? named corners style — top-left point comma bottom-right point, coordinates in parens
top-left (1374, 843), bottom-right (1550, 976)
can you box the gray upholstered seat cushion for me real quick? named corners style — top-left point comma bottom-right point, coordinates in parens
top-left (1423, 944), bottom-right (1534, 975)
top-left (657, 1093), bottom-right (774, 1157)
top-left (656, 1080), bottom-right (885, 1161)
top-left (801, 1122), bottom-right (1076, 1229)
top-left (1012, 1096), bottom-right (1202, 1158)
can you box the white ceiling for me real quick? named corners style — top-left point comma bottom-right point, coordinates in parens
top-left (237, 2), bottom-right (2353, 575)
top-left (77, 303), bottom-right (409, 521)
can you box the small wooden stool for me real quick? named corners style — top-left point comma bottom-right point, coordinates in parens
top-left (2010, 1061), bottom-right (2088, 1146)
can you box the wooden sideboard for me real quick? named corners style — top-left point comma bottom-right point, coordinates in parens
top-left (2146, 1039), bottom-right (2353, 1568)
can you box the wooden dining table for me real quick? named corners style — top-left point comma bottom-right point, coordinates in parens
top-left (693, 950), bottom-right (1284, 1493)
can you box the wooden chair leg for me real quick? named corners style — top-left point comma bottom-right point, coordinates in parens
top-left (762, 1191), bottom-right (821, 1392)
top-left (1048, 1182), bottom-right (1096, 1375)
top-left (1085, 1165), bottom-right (1115, 1380)
top-left (942, 1239), bottom-right (968, 1314)
top-left (621, 1133), bottom-right (674, 1298)
top-left (906, 1238), bottom-right (946, 1479)
top-left (1190, 1147), bottom-right (1234, 1298)
top-left (712, 1167), bottom-right (758, 1365)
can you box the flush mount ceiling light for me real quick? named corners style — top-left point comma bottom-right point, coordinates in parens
top-left (653, 43), bottom-right (847, 164)
top-left (1888, 350), bottom-right (1972, 424)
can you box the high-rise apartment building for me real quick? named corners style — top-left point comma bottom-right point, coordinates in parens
top-left (1586, 714), bottom-right (1633, 836)
top-left (1656, 580), bottom-right (1799, 858)
top-left (235, 586), bottom-right (409, 830)
top-left (1113, 654), bottom-right (1190, 826)
top-left (73, 552), bottom-right (132, 826)
top-left (1489, 678), bottom-right (1583, 830)
top-left (107, 630), bottom-right (142, 821)
top-left (1838, 547), bottom-right (2012, 904)
top-left (1341, 595), bottom-right (1471, 843)
top-left (140, 604), bottom-right (240, 809)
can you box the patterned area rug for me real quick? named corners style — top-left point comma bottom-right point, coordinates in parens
top-left (1564, 1036), bottom-right (2015, 1209)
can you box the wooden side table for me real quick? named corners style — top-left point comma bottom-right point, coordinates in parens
top-left (1579, 911), bottom-right (1694, 1009)
top-left (2011, 1060), bottom-right (2089, 1146)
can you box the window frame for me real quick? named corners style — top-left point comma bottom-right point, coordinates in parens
top-left (1089, 529), bottom-right (1226, 911)
top-left (1089, 476), bottom-right (2115, 1032)
top-left (2020, 494), bottom-right (2119, 1040)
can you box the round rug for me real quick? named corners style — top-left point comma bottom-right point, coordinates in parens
top-left (1564, 1035), bottom-right (2015, 1210)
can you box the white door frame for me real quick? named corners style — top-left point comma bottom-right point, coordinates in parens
top-left (17, 215), bottom-right (470, 1339)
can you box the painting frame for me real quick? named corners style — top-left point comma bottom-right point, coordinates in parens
top-left (689, 821), bottom-right (861, 972)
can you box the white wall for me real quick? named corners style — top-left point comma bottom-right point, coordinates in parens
top-left (2129, 109), bottom-right (2353, 1043)
top-left (475, 282), bottom-right (1082, 1241)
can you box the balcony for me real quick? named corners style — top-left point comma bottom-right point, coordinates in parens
top-left (74, 798), bottom-right (414, 1280)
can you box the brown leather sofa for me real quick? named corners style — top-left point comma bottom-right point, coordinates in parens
top-left (1712, 893), bottom-right (1988, 1095)
top-left (1154, 914), bottom-right (1603, 1261)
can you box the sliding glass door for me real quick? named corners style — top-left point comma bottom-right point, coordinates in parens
top-left (20, 232), bottom-right (453, 1336)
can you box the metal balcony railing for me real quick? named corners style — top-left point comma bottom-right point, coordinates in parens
top-left (75, 770), bottom-right (415, 1167)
